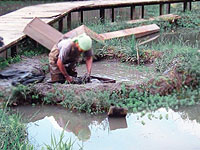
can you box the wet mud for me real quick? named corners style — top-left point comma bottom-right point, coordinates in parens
top-left (0, 55), bottom-right (158, 101)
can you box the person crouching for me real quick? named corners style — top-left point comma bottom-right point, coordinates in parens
top-left (49, 33), bottom-right (93, 83)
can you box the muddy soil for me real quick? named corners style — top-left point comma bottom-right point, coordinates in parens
top-left (0, 54), bottom-right (158, 103)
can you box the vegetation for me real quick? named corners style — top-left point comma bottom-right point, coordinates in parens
top-left (45, 125), bottom-right (75, 150)
top-left (0, 108), bottom-right (33, 150)
top-left (0, 39), bottom-right (49, 70)
top-left (0, 107), bottom-right (75, 150)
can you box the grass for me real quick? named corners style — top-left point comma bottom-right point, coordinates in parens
top-left (145, 35), bottom-right (200, 78)
top-left (0, 107), bottom-right (75, 150)
top-left (45, 123), bottom-right (75, 150)
top-left (39, 83), bottom-right (200, 114)
top-left (0, 108), bottom-right (34, 150)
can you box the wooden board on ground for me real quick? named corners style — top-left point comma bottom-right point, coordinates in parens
top-left (23, 18), bottom-right (160, 50)
top-left (23, 18), bottom-right (105, 50)
top-left (64, 25), bottom-right (105, 43)
top-left (23, 17), bottom-right (63, 50)
top-left (127, 14), bottom-right (181, 24)
top-left (100, 24), bottom-right (160, 40)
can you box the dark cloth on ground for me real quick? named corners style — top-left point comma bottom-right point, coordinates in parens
top-left (0, 69), bottom-right (45, 86)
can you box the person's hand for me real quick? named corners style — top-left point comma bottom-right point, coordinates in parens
top-left (83, 73), bottom-right (91, 83)
top-left (65, 76), bottom-right (73, 83)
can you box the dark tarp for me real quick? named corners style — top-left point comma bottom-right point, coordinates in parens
top-left (0, 69), bottom-right (45, 85)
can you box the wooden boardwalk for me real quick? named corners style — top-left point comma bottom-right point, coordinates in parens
top-left (0, 0), bottom-right (199, 57)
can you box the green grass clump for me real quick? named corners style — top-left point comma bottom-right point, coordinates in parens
top-left (56, 84), bottom-right (200, 114)
top-left (148, 37), bottom-right (200, 79)
top-left (45, 123), bottom-right (75, 150)
top-left (0, 55), bottom-right (21, 70)
top-left (0, 109), bottom-right (33, 150)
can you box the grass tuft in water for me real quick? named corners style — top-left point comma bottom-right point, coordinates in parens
top-left (45, 123), bottom-right (75, 150)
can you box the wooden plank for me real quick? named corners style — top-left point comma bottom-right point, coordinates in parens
top-left (141, 5), bottom-right (144, 18)
top-left (64, 25), bottom-right (104, 43)
top-left (160, 4), bottom-right (164, 15)
top-left (130, 5), bottom-right (136, 20)
top-left (127, 14), bottom-right (181, 24)
top-left (11, 45), bottom-right (17, 57)
top-left (189, 1), bottom-right (192, 10)
top-left (58, 18), bottom-right (63, 32)
top-left (78, 11), bottom-right (84, 23)
top-left (100, 8), bottom-right (105, 23)
top-left (183, 1), bottom-right (188, 12)
top-left (23, 17), bottom-right (63, 50)
top-left (111, 8), bottom-right (115, 22)
top-left (67, 12), bottom-right (72, 31)
top-left (166, 3), bottom-right (171, 14)
top-left (99, 24), bottom-right (160, 40)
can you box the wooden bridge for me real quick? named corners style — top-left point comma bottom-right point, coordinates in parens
top-left (0, 0), bottom-right (199, 58)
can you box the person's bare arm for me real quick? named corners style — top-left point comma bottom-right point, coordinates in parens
top-left (57, 58), bottom-right (72, 82)
top-left (85, 56), bottom-right (93, 75)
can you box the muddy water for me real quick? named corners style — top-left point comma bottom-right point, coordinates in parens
top-left (77, 59), bottom-right (157, 84)
top-left (14, 105), bottom-right (200, 150)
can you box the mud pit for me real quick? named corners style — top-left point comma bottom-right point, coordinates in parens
top-left (0, 55), bottom-right (158, 98)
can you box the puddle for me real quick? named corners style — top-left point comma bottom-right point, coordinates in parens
top-left (14, 105), bottom-right (200, 150)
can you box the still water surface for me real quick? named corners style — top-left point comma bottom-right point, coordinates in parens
top-left (14, 105), bottom-right (200, 150)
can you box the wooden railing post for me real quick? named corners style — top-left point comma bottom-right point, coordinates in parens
top-left (166, 3), bottom-right (171, 14)
top-left (111, 8), bottom-right (115, 22)
top-left (100, 8), bottom-right (105, 23)
top-left (67, 12), bottom-right (71, 30)
top-left (141, 5), bottom-right (144, 18)
top-left (78, 10), bottom-right (84, 23)
top-left (32, 39), bottom-right (39, 48)
top-left (183, 1), bottom-right (188, 12)
top-left (58, 18), bottom-right (63, 32)
top-left (11, 45), bottom-right (17, 57)
top-left (189, 1), bottom-right (192, 10)
top-left (130, 5), bottom-right (136, 20)
top-left (160, 3), bottom-right (164, 15)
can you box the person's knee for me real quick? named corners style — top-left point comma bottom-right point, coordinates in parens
top-left (0, 36), bottom-right (4, 47)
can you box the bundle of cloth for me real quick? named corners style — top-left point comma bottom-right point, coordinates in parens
top-left (0, 69), bottom-right (45, 86)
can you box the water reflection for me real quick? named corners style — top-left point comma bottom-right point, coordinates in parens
top-left (13, 105), bottom-right (200, 150)
top-left (108, 117), bottom-right (127, 131)
top-left (13, 105), bottom-right (106, 142)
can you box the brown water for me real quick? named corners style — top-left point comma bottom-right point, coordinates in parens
top-left (14, 105), bottom-right (200, 150)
